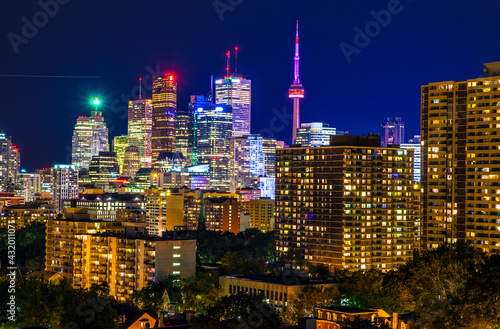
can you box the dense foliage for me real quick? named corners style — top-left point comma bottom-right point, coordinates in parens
top-left (0, 276), bottom-right (116, 328)
top-left (0, 222), bottom-right (46, 270)
top-left (338, 243), bottom-right (500, 328)
top-left (182, 228), bottom-right (274, 275)
top-left (190, 292), bottom-right (281, 329)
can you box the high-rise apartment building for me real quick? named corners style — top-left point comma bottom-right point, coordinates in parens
top-left (296, 122), bottom-right (344, 147)
top-left (51, 164), bottom-right (79, 211)
top-left (205, 197), bottom-right (240, 234)
top-left (401, 135), bottom-right (421, 183)
top-left (196, 105), bottom-right (233, 191)
top-left (421, 62), bottom-right (500, 252)
top-left (230, 134), bottom-right (276, 192)
top-left (72, 108), bottom-right (109, 170)
top-left (381, 117), bottom-right (405, 147)
top-left (45, 218), bottom-right (196, 302)
top-left (241, 199), bottom-right (275, 232)
top-left (215, 77), bottom-right (251, 137)
top-left (146, 189), bottom-right (185, 236)
top-left (113, 135), bottom-right (129, 174)
top-left (128, 98), bottom-right (153, 168)
top-left (275, 135), bottom-right (417, 271)
top-left (152, 74), bottom-right (177, 162)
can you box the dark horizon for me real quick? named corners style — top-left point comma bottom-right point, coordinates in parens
top-left (2, 0), bottom-right (500, 169)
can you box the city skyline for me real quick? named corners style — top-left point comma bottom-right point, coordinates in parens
top-left (3, 1), bottom-right (500, 169)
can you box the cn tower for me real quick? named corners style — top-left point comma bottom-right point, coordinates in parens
top-left (288, 20), bottom-right (305, 144)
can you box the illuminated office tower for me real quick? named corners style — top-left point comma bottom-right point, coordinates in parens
top-left (176, 108), bottom-right (193, 165)
top-left (113, 135), bottom-right (128, 174)
top-left (215, 77), bottom-right (251, 137)
top-left (152, 74), bottom-right (177, 162)
top-left (187, 95), bottom-right (212, 165)
top-left (196, 105), bottom-right (233, 191)
top-left (401, 135), bottom-right (421, 183)
top-left (0, 133), bottom-right (21, 192)
top-left (128, 98), bottom-right (152, 168)
top-left (381, 117), bottom-right (405, 147)
top-left (51, 164), bottom-right (79, 211)
top-left (296, 122), bottom-right (343, 147)
top-left (275, 135), bottom-right (417, 272)
top-left (421, 62), bottom-right (500, 253)
top-left (88, 152), bottom-right (119, 191)
top-left (289, 21), bottom-right (305, 144)
top-left (72, 100), bottom-right (109, 170)
top-left (230, 134), bottom-right (276, 192)
top-left (37, 168), bottom-right (53, 194)
top-left (122, 146), bottom-right (141, 178)
top-left (20, 172), bottom-right (42, 202)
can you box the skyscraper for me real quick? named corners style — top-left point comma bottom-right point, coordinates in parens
top-left (152, 74), bottom-right (177, 162)
top-left (51, 164), bottom-right (79, 211)
top-left (289, 21), bottom-right (305, 144)
top-left (88, 152), bottom-right (119, 191)
top-left (196, 105), bottom-right (233, 191)
top-left (72, 100), bottom-right (109, 170)
top-left (215, 77), bottom-right (251, 137)
top-left (275, 135), bottom-right (417, 271)
top-left (122, 145), bottom-right (141, 178)
top-left (381, 117), bottom-right (405, 147)
top-left (128, 98), bottom-right (152, 168)
top-left (0, 133), bottom-right (20, 192)
top-left (188, 95), bottom-right (212, 166)
top-left (421, 62), bottom-right (500, 253)
top-left (230, 134), bottom-right (276, 192)
top-left (113, 135), bottom-right (128, 174)
top-left (20, 172), bottom-right (42, 202)
top-left (296, 122), bottom-right (344, 147)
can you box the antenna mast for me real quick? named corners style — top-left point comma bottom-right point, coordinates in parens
top-left (234, 47), bottom-right (239, 77)
top-left (226, 51), bottom-right (231, 78)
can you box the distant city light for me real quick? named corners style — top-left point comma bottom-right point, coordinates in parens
top-left (93, 97), bottom-right (100, 105)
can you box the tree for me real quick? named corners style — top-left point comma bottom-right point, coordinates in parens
top-left (191, 292), bottom-right (281, 329)
top-left (220, 251), bottom-right (267, 276)
top-left (282, 285), bottom-right (340, 324)
top-left (181, 272), bottom-right (222, 315)
top-left (339, 270), bottom-right (405, 314)
top-left (11, 276), bottom-right (116, 329)
top-left (130, 275), bottom-right (182, 315)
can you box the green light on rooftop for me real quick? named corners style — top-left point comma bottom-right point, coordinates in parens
top-left (93, 97), bottom-right (100, 105)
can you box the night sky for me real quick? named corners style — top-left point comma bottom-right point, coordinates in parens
top-left (1, 0), bottom-right (500, 170)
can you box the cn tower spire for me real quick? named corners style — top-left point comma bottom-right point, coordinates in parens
top-left (294, 20), bottom-right (300, 84)
top-left (288, 20), bottom-right (305, 144)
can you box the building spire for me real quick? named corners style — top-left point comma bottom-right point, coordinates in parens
top-left (294, 20), bottom-right (300, 85)
top-left (288, 20), bottom-right (305, 144)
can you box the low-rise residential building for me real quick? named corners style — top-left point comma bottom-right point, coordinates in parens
top-left (315, 306), bottom-right (414, 329)
top-left (219, 275), bottom-right (337, 311)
